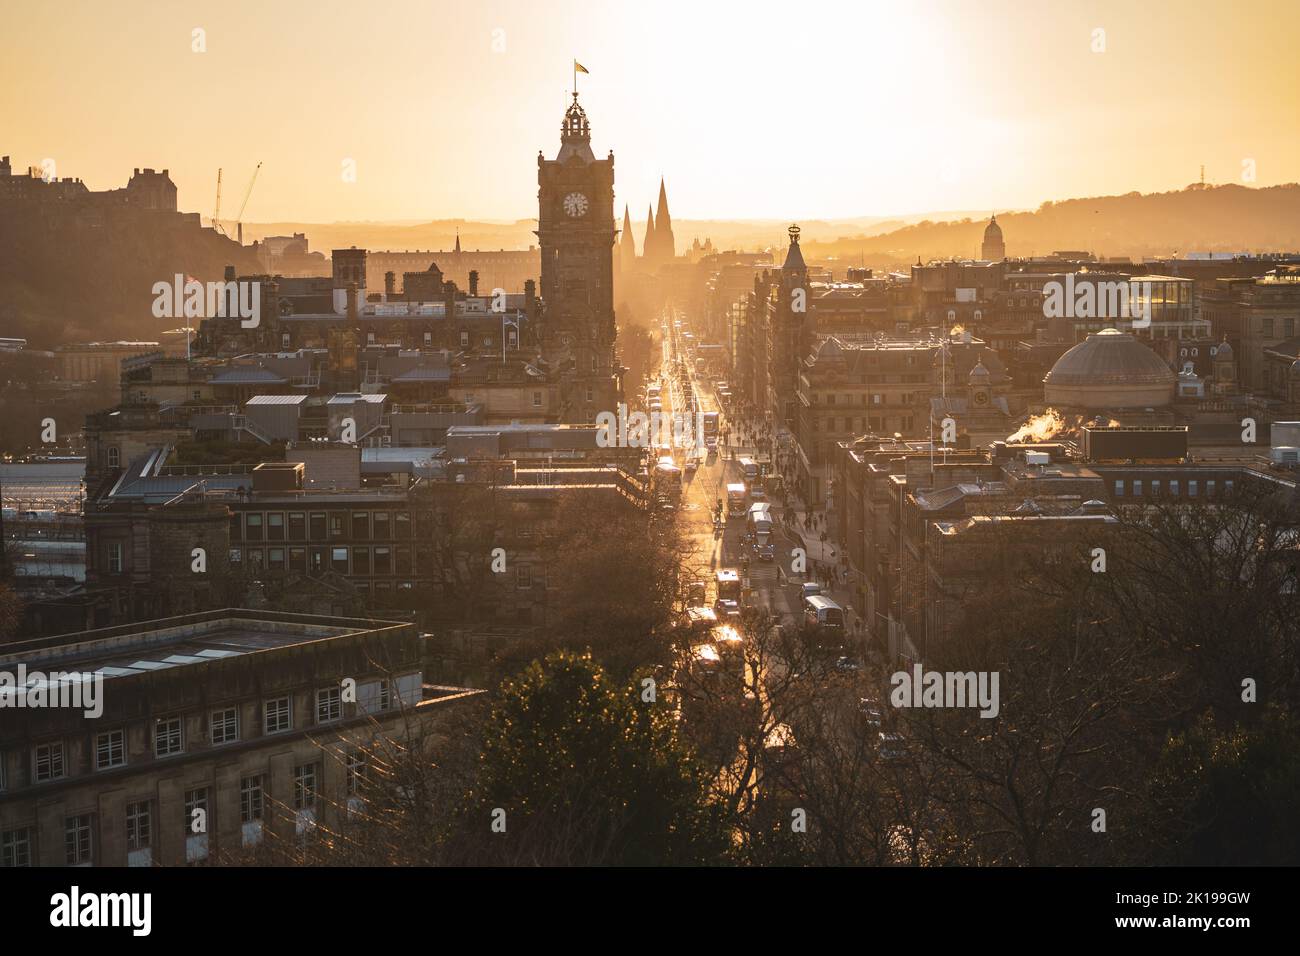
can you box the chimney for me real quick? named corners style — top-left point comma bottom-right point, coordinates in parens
top-left (468, 270), bottom-right (479, 296)
top-left (224, 265), bottom-right (237, 282)
top-left (384, 271), bottom-right (396, 297)
top-left (346, 282), bottom-right (359, 324)
top-left (524, 278), bottom-right (536, 313)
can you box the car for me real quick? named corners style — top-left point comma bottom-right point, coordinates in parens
top-left (755, 540), bottom-right (774, 561)
top-left (713, 598), bottom-right (741, 619)
top-left (859, 698), bottom-right (884, 727)
top-left (835, 655), bottom-right (861, 672)
top-left (878, 732), bottom-right (907, 761)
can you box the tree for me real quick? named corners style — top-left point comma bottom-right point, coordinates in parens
top-left (455, 651), bottom-right (730, 865)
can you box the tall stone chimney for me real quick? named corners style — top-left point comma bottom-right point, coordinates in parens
top-left (384, 271), bottom-right (396, 297)
top-left (468, 270), bottom-right (479, 296)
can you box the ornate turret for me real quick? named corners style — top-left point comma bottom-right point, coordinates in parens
top-left (556, 93), bottom-right (595, 164)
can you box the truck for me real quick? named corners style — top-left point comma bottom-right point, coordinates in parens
top-left (747, 503), bottom-right (775, 560)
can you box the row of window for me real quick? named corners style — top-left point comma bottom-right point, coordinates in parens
top-left (234, 510), bottom-right (414, 543)
top-left (1, 760), bottom-right (365, 866)
top-left (232, 545), bottom-right (414, 576)
top-left (3, 680), bottom-right (409, 789)
top-left (1112, 477), bottom-right (1235, 497)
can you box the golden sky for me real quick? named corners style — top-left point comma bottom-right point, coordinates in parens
top-left (3, 0), bottom-right (1298, 224)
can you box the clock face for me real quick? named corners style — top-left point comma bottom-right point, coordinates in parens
top-left (973, 391), bottom-right (989, 406)
top-left (563, 192), bottom-right (589, 217)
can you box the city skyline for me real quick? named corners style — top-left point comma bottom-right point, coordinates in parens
top-left (4, 0), bottom-right (1299, 224)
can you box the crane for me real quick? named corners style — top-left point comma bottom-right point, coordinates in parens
top-left (235, 161), bottom-right (262, 245)
top-left (212, 168), bottom-right (225, 236)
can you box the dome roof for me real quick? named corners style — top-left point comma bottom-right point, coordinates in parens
top-left (984, 215), bottom-right (1003, 240)
top-left (1045, 329), bottom-right (1175, 388)
top-left (1215, 338), bottom-right (1233, 358)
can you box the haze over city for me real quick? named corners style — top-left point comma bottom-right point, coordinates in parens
top-left (4, 0), bottom-right (1299, 224)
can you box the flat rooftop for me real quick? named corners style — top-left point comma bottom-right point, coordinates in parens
top-left (0, 609), bottom-right (405, 679)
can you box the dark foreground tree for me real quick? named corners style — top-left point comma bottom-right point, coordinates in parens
top-left (453, 650), bottom-right (730, 865)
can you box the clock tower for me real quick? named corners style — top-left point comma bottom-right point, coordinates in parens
top-left (537, 93), bottom-right (620, 422)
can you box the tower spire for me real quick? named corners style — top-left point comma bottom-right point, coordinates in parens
top-left (643, 204), bottom-right (656, 263)
top-left (654, 177), bottom-right (675, 262)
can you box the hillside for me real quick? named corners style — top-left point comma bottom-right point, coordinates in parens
top-left (804, 183), bottom-right (1300, 268)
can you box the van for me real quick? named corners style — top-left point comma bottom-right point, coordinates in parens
top-left (803, 595), bottom-right (845, 631)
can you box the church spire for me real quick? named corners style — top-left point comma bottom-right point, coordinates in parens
top-left (643, 204), bottom-right (656, 262)
top-left (654, 177), bottom-right (675, 262)
top-left (454, 230), bottom-right (461, 254)
top-left (620, 204), bottom-right (637, 272)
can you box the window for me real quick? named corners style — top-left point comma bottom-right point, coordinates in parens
top-left (65, 815), bottom-right (92, 865)
top-left (372, 512), bottom-right (390, 539)
top-left (126, 801), bottom-right (151, 851)
top-left (34, 742), bottom-right (65, 782)
top-left (154, 716), bottom-right (184, 757)
top-left (1132, 480), bottom-right (1143, 497)
top-left (1207, 480), bottom-right (1216, 495)
top-left (210, 707), bottom-right (239, 745)
top-left (240, 776), bottom-right (264, 822)
top-left (1189, 480), bottom-right (1198, 497)
top-left (374, 547), bottom-right (391, 574)
top-left (395, 545), bottom-right (412, 575)
top-left (309, 512), bottom-right (327, 540)
top-left (95, 730), bottom-right (125, 770)
top-left (108, 542), bottom-right (123, 574)
top-left (1151, 480), bottom-right (1162, 496)
top-left (1169, 480), bottom-right (1180, 496)
top-left (352, 547), bottom-right (370, 575)
top-left (245, 513), bottom-right (263, 541)
top-left (517, 565), bottom-right (533, 589)
top-left (267, 548), bottom-right (285, 571)
top-left (585, 387), bottom-right (593, 402)
top-left (329, 514), bottom-right (344, 537)
top-left (331, 547), bottom-right (350, 573)
top-left (345, 752), bottom-right (366, 795)
top-left (423, 331), bottom-right (433, 347)
top-left (394, 512), bottom-right (411, 537)
top-left (289, 547), bottom-right (306, 573)
top-left (107, 446), bottom-right (120, 469)
top-left (294, 764), bottom-right (319, 811)
top-left (264, 696), bottom-right (292, 734)
top-left (2, 828), bottom-right (32, 867)
top-left (352, 512), bottom-right (370, 539)
top-left (316, 687), bottom-right (342, 724)
top-left (288, 512), bottom-right (306, 539)
top-left (533, 390), bottom-right (543, 407)
top-left (267, 513), bottom-right (285, 541)
top-left (1114, 480), bottom-right (1124, 496)
top-left (460, 331), bottom-right (470, 348)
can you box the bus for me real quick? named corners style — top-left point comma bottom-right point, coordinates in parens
top-left (726, 482), bottom-right (748, 517)
top-left (702, 410), bottom-right (719, 449)
top-left (654, 458), bottom-right (683, 507)
top-left (738, 457), bottom-right (759, 483)
top-left (715, 569), bottom-right (742, 618)
top-left (804, 595), bottom-right (845, 631)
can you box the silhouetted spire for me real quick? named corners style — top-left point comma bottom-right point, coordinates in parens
top-left (643, 204), bottom-right (656, 260)
top-left (620, 204), bottom-right (637, 272)
top-left (454, 231), bottom-right (461, 254)
top-left (654, 178), bottom-right (675, 262)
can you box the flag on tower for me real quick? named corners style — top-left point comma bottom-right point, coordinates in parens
top-left (574, 60), bottom-right (589, 74)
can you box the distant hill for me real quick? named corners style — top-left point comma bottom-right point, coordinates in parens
top-left (237, 211), bottom-right (992, 259)
top-left (804, 183), bottom-right (1300, 268)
